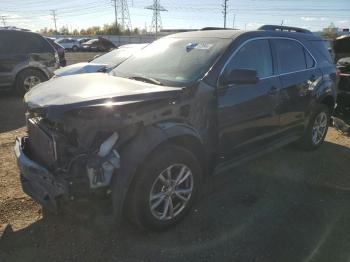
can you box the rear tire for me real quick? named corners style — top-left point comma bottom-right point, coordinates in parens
top-left (15, 69), bottom-right (47, 96)
top-left (72, 45), bottom-right (79, 52)
top-left (125, 145), bottom-right (202, 231)
top-left (299, 104), bottom-right (330, 150)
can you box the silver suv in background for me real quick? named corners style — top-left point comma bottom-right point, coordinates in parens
top-left (55, 38), bottom-right (81, 52)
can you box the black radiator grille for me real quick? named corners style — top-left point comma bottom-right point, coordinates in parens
top-left (27, 118), bottom-right (57, 168)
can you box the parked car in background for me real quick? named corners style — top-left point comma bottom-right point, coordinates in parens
top-left (337, 57), bottom-right (350, 108)
top-left (16, 26), bottom-right (337, 231)
top-left (45, 37), bottom-right (67, 67)
top-left (333, 36), bottom-right (350, 108)
top-left (0, 28), bottom-right (58, 95)
top-left (54, 43), bottom-right (147, 77)
top-left (77, 38), bottom-right (91, 45)
top-left (56, 38), bottom-right (81, 52)
top-left (81, 37), bottom-right (116, 52)
top-left (333, 35), bottom-right (350, 62)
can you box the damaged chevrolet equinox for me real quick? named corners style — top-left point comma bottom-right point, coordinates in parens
top-left (15, 25), bottom-right (337, 230)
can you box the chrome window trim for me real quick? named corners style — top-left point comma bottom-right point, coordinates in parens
top-left (218, 36), bottom-right (318, 85)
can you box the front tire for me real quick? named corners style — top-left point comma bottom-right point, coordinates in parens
top-left (299, 104), bottom-right (330, 150)
top-left (72, 45), bottom-right (79, 52)
top-left (125, 145), bottom-right (202, 231)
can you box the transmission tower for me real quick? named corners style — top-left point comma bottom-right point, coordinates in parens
top-left (50, 10), bottom-right (58, 32)
top-left (111, 0), bottom-right (118, 28)
top-left (145, 0), bottom-right (167, 38)
top-left (112, 0), bottom-right (132, 31)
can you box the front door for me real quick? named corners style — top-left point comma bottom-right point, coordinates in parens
top-left (217, 39), bottom-right (281, 159)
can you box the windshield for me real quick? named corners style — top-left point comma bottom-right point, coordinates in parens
top-left (91, 47), bottom-right (143, 67)
top-left (111, 37), bottom-right (231, 86)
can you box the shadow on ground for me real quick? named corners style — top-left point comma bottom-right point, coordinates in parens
top-left (1, 141), bottom-right (350, 262)
top-left (0, 93), bottom-right (26, 133)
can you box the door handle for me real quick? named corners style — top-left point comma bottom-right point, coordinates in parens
top-left (268, 86), bottom-right (278, 95)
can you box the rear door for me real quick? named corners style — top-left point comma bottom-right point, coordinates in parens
top-left (217, 39), bottom-right (281, 158)
top-left (24, 33), bottom-right (57, 71)
top-left (271, 39), bottom-right (321, 133)
top-left (0, 31), bottom-right (26, 88)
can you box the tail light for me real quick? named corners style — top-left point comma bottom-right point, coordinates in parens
top-left (54, 51), bottom-right (60, 68)
top-left (336, 68), bottom-right (341, 78)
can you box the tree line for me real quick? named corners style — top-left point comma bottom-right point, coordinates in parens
top-left (39, 23), bottom-right (144, 36)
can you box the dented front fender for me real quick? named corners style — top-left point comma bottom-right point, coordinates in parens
top-left (111, 123), bottom-right (203, 223)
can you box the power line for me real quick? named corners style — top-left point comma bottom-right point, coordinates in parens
top-left (222, 0), bottom-right (228, 28)
top-left (50, 9), bottom-right (57, 31)
top-left (145, 0), bottom-right (167, 38)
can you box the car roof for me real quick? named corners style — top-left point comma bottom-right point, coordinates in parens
top-left (0, 28), bottom-right (38, 35)
top-left (166, 29), bottom-right (320, 41)
top-left (166, 29), bottom-right (243, 39)
top-left (118, 43), bottom-right (148, 49)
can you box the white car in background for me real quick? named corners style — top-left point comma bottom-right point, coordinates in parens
top-left (54, 43), bottom-right (148, 77)
top-left (55, 38), bottom-right (81, 52)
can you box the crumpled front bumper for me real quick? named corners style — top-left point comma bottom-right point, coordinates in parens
top-left (14, 137), bottom-right (68, 212)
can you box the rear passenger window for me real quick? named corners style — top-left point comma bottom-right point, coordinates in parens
top-left (0, 32), bottom-right (10, 54)
top-left (24, 34), bottom-right (52, 53)
top-left (305, 50), bottom-right (315, 68)
top-left (225, 39), bottom-right (273, 78)
top-left (4, 32), bottom-right (52, 54)
top-left (274, 39), bottom-right (309, 73)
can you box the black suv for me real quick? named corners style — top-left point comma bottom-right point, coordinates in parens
top-left (15, 25), bottom-right (337, 230)
top-left (0, 28), bottom-right (59, 95)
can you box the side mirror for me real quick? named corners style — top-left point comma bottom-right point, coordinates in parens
top-left (222, 69), bottom-right (259, 85)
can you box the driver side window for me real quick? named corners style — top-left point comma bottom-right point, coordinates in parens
top-left (225, 39), bottom-right (273, 78)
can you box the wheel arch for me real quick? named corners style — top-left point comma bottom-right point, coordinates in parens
top-left (15, 66), bottom-right (49, 86)
top-left (320, 95), bottom-right (336, 113)
top-left (111, 123), bottom-right (207, 224)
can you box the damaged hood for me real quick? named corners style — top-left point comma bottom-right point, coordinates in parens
top-left (54, 62), bottom-right (107, 77)
top-left (25, 73), bottom-right (183, 109)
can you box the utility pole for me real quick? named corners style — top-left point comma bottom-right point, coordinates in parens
top-left (281, 20), bottom-right (284, 26)
top-left (232, 14), bottom-right (236, 29)
top-left (222, 0), bottom-right (228, 28)
top-left (145, 0), bottom-right (167, 39)
top-left (111, 0), bottom-right (118, 28)
top-left (0, 16), bottom-right (7, 27)
top-left (50, 10), bottom-right (57, 32)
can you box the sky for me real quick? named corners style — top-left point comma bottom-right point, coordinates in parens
top-left (0, 0), bottom-right (349, 32)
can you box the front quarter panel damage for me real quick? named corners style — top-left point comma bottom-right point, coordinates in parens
top-left (24, 80), bottom-right (217, 218)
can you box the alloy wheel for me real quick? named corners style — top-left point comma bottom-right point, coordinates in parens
top-left (23, 76), bottom-right (41, 91)
top-left (149, 164), bottom-right (194, 221)
top-left (312, 112), bottom-right (328, 145)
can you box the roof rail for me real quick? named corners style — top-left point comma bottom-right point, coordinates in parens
top-left (258, 25), bottom-right (312, 34)
top-left (200, 27), bottom-right (230, 31)
top-left (0, 26), bottom-right (30, 32)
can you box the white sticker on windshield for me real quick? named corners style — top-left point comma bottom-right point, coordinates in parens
top-left (186, 43), bottom-right (213, 52)
top-left (194, 43), bottom-right (213, 50)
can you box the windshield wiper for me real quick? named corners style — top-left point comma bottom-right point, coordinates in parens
top-left (128, 75), bottom-right (163, 86)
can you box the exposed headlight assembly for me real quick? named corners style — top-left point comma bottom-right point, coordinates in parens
top-left (87, 132), bottom-right (120, 189)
